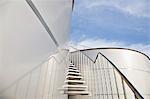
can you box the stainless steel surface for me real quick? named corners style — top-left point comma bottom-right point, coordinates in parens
top-left (70, 47), bottom-right (146, 99)
top-left (26, 0), bottom-right (59, 46)
top-left (0, 0), bottom-right (72, 94)
top-left (79, 48), bottom-right (150, 99)
top-left (0, 50), bottom-right (69, 99)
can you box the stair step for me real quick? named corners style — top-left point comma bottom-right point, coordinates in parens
top-left (69, 66), bottom-right (75, 68)
top-left (69, 67), bottom-right (77, 69)
top-left (63, 85), bottom-right (87, 88)
top-left (69, 64), bottom-right (75, 67)
top-left (66, 75), bottom-right (83, 80)
top-left (67, 69), bottom-right (79, 73)
top-left (67, 72), bottom-right (81, 76)
top-left (65, 80), bottom-right (85, 84)
top-left (68, 68), bottom-right (77, 70)
top-left (68, 69), bottom-right (79, 71)
top-left (64, 91), bottom-right (89, 95)
top-left (63, 87), bottom-right (86, 91)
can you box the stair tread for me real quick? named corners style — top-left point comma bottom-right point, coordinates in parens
top-left (64, 91), bottom-right (89, 95)
top-left (67, 69), bottom-right (79, 72)
top-left (63, 87), bottom-right (86, 91)
top-left (67, 72), bottom-right (81, 74)
top-left (69, 64), bottom-right (75, 66)
top-left (67, 72), bottom-right (81, 76)
top-left (63, 85), bottom-right (87, 88)
top-left (65, 80), bottom-right (85, 83)
top-left (68, 70), bottom-right (80, 73)
top-left (66, 76), bottom-right (83, 79)
top-left (68, 67), bottom-right (77, 69)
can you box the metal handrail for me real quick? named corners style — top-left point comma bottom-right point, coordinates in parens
top-left (73, 47), bottom-right (150, 61)
top-left (26, 0), bottom-right (59, 47)
top-left (97, 52), bottom-right (144, 99)
top-left (70, 46), bottom-right (144, 99)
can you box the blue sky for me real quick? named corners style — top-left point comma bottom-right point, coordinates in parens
top-left (71, 0), bottom-right (150, 55)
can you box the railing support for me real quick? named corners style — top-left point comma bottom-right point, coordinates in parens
top-left (70, 46), bottom-right (144, 99)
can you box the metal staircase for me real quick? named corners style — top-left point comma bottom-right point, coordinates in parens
top-left (63, 63), bottom-right (89, 96)
top-left (0, 49), bottom-right (145, 99)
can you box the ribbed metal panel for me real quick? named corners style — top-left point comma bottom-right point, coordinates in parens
top-left (70, 50), bottom-right (143, 99)
top-left (0, 50), bottom-right (69, 99)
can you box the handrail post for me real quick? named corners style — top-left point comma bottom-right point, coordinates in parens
top-left (121, 77), bottom-right (127, 99)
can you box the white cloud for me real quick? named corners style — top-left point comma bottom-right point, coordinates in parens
top-left (72, 0), bottom-right (150, 56)
top-left (70, 38), bottom-right (150, 57)
top-left (75, 0), bottom-right (150, 18)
